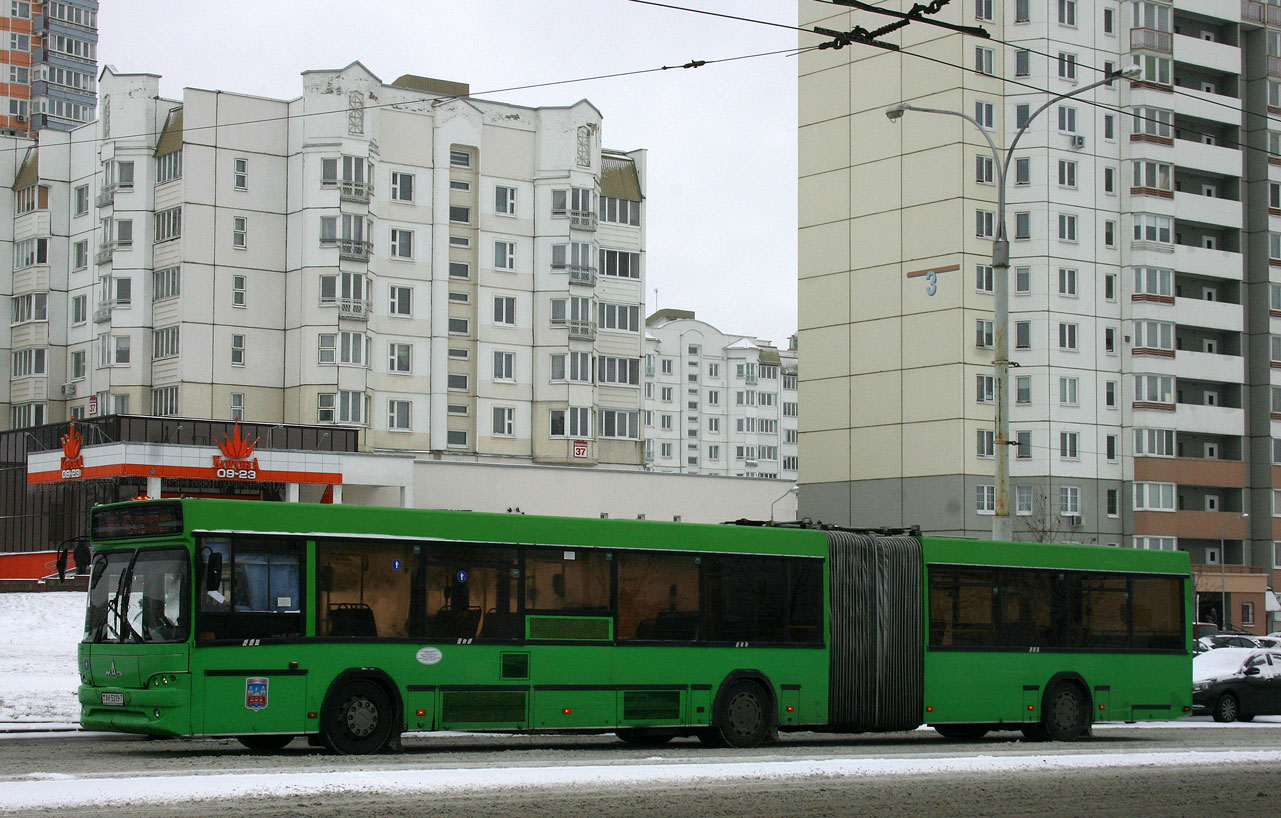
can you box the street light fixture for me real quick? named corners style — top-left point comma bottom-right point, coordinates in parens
top-left (885, 64), bottom-right (1142, 541)
top-left (771, 484), bottom-right (800, 523)
top-left (1220, 511), bottom-right (1248, 629)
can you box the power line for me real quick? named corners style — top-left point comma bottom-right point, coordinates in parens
top-left (0, 43), bottom-right (815, 157)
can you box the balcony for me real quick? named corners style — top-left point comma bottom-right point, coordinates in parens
top-left (1172, 33), bottom-right (1241, 76)
top-left (340, 180), bottom-right (372, 203)
top-left (1130, 28), bottom-right (1172, 54)
top-left (337, 298), bottom-right (371, 319)
top-left (567, 266), bottom-right (597, 287)
top-left (1242, 0), bottom-right (1265, 23)
top-left (1172, 86), bottom-right (1241, 126)
top-left (570, 210), bottom-right (597, 231)
top-left (1135, 456), bottom-right (1246, 487)
top-left (1171, 244), bottom-right (1242, 281)
top-left (1175, 349), bottom-right (1243, 383)
top-left (321, 238), bottom-right (372, 261)
top-left (95, 185), bottom-right (115, 208)
top-left (744, 374), bottom-right (758, 386)
top-left (568, 320), bottom-right (597, 340)
top-left (1175, 402), bottom-right (1245, 435)
top-left (1174, 191), bottom-right (1241, 230)
top-left (95, 242), bottom-right (115, 265)
top-left (93, 303), bottom-right (113, 323)
top-left (1172, 139), bottom-right (1240, 178)
top-left (1174, 296), bottom-right (1243, 333)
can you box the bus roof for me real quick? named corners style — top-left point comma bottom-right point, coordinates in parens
top-left (922, 536), bottom-right (1190, 575)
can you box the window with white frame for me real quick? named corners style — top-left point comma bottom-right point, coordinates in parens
top-left (1015, 484), bottom-right (1034, 515)
top-left (976, 209), bottom-right (995, 238)
top-left (1016, 375), bottom-right (1031, 404)
top-left (1134, 107), bottom-right (1173, 139)
top-left (599, 196), bottom-right (640, 226)
top-left (10, 347), bottom-right (45, 377)
top-left (493, 295), bottom-right (516, 326)
top-left (1134, 267), bottom-right (1173, 297)
top-left (1014, 157), bottom-right (1030, 185)
top-left (233, 157), bottom-right (247, 190)
top-left (975, 264), bottom-right (993, 293)
top-left (1133, 320), bottom-right (1174, 351)
top-left (1131, 53), bottom-right (1171, 85)
top-left (975, 155), bottom-right (994, 184)
top-left (1132, 160), bottom-right (1172, 192)
top-left (1057, 105), bottom-right (1077, 133)
top-left (1057, 0), bottom-right (1075, 24)
top-left (976, 374), bottom-right (994, 403)
top-left (9, 292), bottom-right (46, 324)
top-left (597, 302), bottom-right (640, 332)
top-left (1058, 159), bottom-right (1077, 187)
top-left (550, 407), bottom-right (592, 438)
top-left (977, 429), bottom-right (995, 458)
top-left (390, 171), bottom-right (414, 203)
top-left (1058, 213), bottom-right (1077, 241)
top-left (600, 249), bottom-right (640, 278)
top-left (1015, 430), bottom-right (1031, 459)
top-left (232, 216), bottom-right (247, 249)
top-left (1058, 322), bottom-right (1078, 350)
top-left (975, 46), bottom-right (995, 75)
top-left (1059, 431), bottom-right (1079, 459)
top-left (230, 393), bottom-right (244, 422)
top-left (492, 406), bottom-right (515, 437)
top-left (494, 240), bottom-right (516, 271)
top-left (14, 237), bottom-right (47, 269)
top-left (154, 207), bottom-right (181, 242)
top-left (597, 356), bottom-right (640, 386)
top-left (388, 342), bottom-right (411, 374)
top-left (231, 274), bottom-right (246, 307)
top-left (976, 319), bottom-right (994, 348)
top-left (975, 0), bottom-right (993, 20)
top-left (1057, 51), bottom-right (1076, 80)
top-left (601, 409), bottom-right (640, 439)
top-left (1015, 321), bottom-right (1030, 349)
top-left (1014, 266), bottom-right (1030, 294)
top-left (9, 402), bottom-right (45, 429)
top-left (447, 429), bottom-right (468, 447)
top-left (1014, 212), bottom-right (1031, 239)
top-left (1059, 485), bottom-right (1080, 515)
top-left (1134, 373), bottom-right (1173, 403)
top-left (1059, 376), bottom-right (1078, 405)
top-left (1106, 434), bottom-right (1118, 461)
top-left (493, 350), bottom-right (515, 381)
top-left (388, 399), bottom-right (411, 431)
top-left (495, 185), bottom-right (516, 215)
top-left (975, 100), bottom-right (995, 129)
top-left (152, 326), bottom-right (179, 360)
top-left (74, 184), bottom-right (88, 216)
top-left (390, 228), bottom-right (413, 259)
top-left (71, 295), bottom-right (86, 325)
top-left (98, 334), bottom-right (130, 367)
top-left (230, 334), bottom-right (245, 366)
top-left (448, 373), bottom-right (469, 391)
top-left (977, 484), bottom-right (995, 514)
top-left (151, 385), bottom-right (178, 417)
top-left (153, 266), bottom-right (180, 301)
top-left (448, 317), bottom-right (469, 335)
top-left (1134, 482), bottom-right (1175, 511)
top-left (1058, 267), bottom-right (1077, 295)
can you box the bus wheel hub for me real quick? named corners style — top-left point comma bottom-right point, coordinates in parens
top-left (345, 699), bottom-right (378, 737)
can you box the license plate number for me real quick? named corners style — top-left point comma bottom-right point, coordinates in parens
top-left (101, 692), bottom-right (124, 706)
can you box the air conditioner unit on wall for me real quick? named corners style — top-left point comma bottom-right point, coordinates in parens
top-left (1070, 134), bottom-right (1085, 149)
top-left (60, 382), bottom-right (76, 397)
top-left (1064, 514), bottom-right (1081, 526)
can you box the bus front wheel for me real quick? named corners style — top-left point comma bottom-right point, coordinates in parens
top-left (323, 679), bottom-right (395, 754)
top-left (699, 680), bottom-right (773, 749)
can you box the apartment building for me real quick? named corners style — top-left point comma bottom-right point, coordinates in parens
top-left (643, 309), bottom-right (799, 480)
top-left (798, 0), bottom-right (1281, 630)
top-left (0, 0), bottom-right (97, 136)
top-left (2, 61), bottom-right (647, 470)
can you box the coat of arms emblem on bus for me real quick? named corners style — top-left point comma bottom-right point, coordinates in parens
top-left (245, 677), bottom-right (269, 710)
top-left (214, 423), bottom-right (260, 481)
top-left (60, 423), bottom-right (84, 479)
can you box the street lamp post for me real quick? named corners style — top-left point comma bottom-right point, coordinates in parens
top-left (1221, 511), bottom-right (1248, 629)
top-left (771, 484), bottom-right (800, 523)
top-left (886, 65), bottom-right (1141, 541)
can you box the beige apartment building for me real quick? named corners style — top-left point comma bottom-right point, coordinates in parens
top-left (797, 0), bottom-right (1281, 630)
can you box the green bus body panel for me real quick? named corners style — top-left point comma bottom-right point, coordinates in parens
top-left (78, 500), bottom-right (1192, 740)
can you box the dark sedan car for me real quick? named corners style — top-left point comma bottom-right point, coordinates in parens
top-left (1192, 648), bottom-right (1281, 722)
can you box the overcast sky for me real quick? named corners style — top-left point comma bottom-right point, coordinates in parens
top-left (100, 1), bottom-right (802, 347)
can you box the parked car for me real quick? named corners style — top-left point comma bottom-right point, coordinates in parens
top-left (1198, 633), bottom-right (1262, 651)
top-left (1193, 647), bottom-right (1281, 722)
top-left (1256, 636), bottom-right (1281, 650)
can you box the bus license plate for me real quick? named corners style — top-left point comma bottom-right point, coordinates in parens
top-left (101, 693), bottom-right (124, 706)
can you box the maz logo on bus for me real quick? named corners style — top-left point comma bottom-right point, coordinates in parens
top-left (213, 423), bottom-right (260, 480)
top-left (59, 423), bottom-right (84, 479)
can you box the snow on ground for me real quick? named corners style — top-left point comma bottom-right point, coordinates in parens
top-left (4, 749), bottom-right (1281, 812)
top-left (0, 593), bottom-right (84, 723)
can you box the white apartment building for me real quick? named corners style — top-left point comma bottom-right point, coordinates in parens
top-left (2, 61), bottom-right (648, 468)
top-left (799, 0), bottom-right (1281, 628)
top-left (644, 309), bottom-right (799, 480)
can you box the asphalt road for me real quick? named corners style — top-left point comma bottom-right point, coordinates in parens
top-left (2, 722), bottom-right (1279, 817)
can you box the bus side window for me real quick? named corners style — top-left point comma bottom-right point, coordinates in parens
top-left (617, 552), bottom-right (700, 641)
top-left (197, 536), bottom-right (303, 642)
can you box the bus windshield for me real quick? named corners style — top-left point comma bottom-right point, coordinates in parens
top-left (85, 548), bottom-right (190, 644)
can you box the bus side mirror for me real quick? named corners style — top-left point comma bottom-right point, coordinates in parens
top-left (205, 553), bottom-right (223, 592)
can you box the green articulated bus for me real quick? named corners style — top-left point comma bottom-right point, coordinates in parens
top-left (77, 498), bottom-right (1192, 753)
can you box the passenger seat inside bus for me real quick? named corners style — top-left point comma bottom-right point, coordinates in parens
top-left (431, 605), bottom-right (482, 638)
top-left (328, 602), bottom-right (378, 637)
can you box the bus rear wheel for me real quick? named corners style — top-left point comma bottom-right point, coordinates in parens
top-left (933, 725), bottom-right (989, 740)
top-left (701, 680), bottom-right (773, 749)
top-left (236, 734), bottom-right (294, 752)
top-left (323, 679), bottom-right (395, 754)
top-left (1040, 682), bottom-right (1089, 741)
top-left (616, 728), bottom-right (677, 747)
